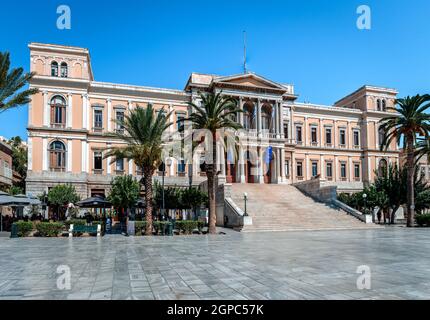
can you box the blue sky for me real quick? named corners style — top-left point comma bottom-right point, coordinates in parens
top-left (1, 0), bottom-right (429, 139)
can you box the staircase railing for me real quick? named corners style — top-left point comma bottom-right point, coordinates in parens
top-left (224, 197), bottom-right (252, 230)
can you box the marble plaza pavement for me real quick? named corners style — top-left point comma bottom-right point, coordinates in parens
top-left (0, 227), bottom-right (429, 300)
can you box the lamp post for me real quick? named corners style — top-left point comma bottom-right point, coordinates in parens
top-left (362, 193), bottom-right (367, 214)
top-left (243, 192), bottom-right (248, 216)
top-left (162, 158), bottom-right (172, 219)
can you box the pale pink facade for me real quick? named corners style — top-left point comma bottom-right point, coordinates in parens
top-left (26, 43), bottom-right (400, 198)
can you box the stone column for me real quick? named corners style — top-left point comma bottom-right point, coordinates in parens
top-left (42, 138), bottom-right (48, 171)
top-left (82, 94), bottom-right (88, 130)
top-left (289, 107), bottom-right (294, 142)
top-left (349, 156), bottom-right (353, 181)
top-left (67, 139), bottom-right (72, 172)
top-left (320, 155), bottom-right (325, 180)
top-left (279, 102), bottom-right (284, 139)
top-left (107, 98), bottom-right (112, 132)
top-left (333, 120), bottom-right (337, 148)
top-left (334, 155), bottom-right (339, 181)
top-left (67, 93), bottom-right (73, 129)
top-left (129, 159), bottom-right (134, 175)
top-left (280, 148), bottom-right (286, 183)
top-left (81, 141), bottom-right (87, 173)
top-left (238, 97), bottom-right (244, 126)
top-left (27, 137), bottom-right (33, 171)
top-left (305, 153), bottom-right (310, 180)
top-left (169, 104), bottom-right (174, 134)
top-left (43, 91), bottom-right (49, 127)
top-left (239, 146), bottom-right (246, 183)
top-left (257, 99), bottom-right (262, 137)
top-left (319, 119), bottom-right (324, 147)
top-left (277, 148), bottom-right (282, 183)
top-left (258, 147), bottom-right (264, 183)
top-left (274, 102), bottom-right (279, 138)
top-left (303, 117), bottom-right (308, 146)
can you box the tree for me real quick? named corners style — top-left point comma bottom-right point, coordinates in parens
top-left (0, 52), bottom-right (39, 112)
top-left (185, 92), bottom-right (241, 234)
top-left (181, 187), bottom-right (208, 218)
top-left (7, 136), bottom-right (27, 190)
top-left (8, 185), bottom-right (23, 196)
top-left (108, 175), bottom-right (140, 217)
top-left (47, 184), bottom-right (80, 220)
top-left (379, 95), bottom-right (430, 227)
top-left (374, 164), bottom-right (404, 224)
top-left (104, 105), bottom-right (172, 235)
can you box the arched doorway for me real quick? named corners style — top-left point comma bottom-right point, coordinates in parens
top-left (225, 150), bottom-right (237, 183)
top-left (243, 101), bottom-right (256, 130)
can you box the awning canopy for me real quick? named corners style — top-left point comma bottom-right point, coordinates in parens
top-left (0, 193), bottom-right (31, 207)
top-left (77, 196), bottom-right (112, 208)
top-left (0, 191), bottom-right (16, 206)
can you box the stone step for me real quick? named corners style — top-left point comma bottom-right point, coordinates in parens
top-left (230, 183), bottom-right (372, 232)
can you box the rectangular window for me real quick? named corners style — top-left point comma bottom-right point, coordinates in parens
top-left (177, 114), bottom-right (185, 132)
top-left (312, 162), bottom-right (318, 177)
top-left (116, 111), bottom-right (125, 132)
top-left (284, 123), bottom-right (289, 139)
top-left (296, 126), bottom-right (302, 143)
top-left (296, 162), bottom-right (303, 177)
top-left (339, 129), bottom-right (346, 146)
top-left (353, 131), bottom-right (360, 147)
top-left (94, 151), bottom-right (103, 171)
top-left (354, 164), bottom-right (360, 179)
top-left (116, 158), bottom-right (124, 172)
top-left (326, 162), bottom-right (333, 177)
top-left (311, 127), bottom-right (318, 144)
top-left (94, 110), bottom-right (103, 129)
top-left (340, 163), bottom-right (347, 178)
top-left (325, 128), bottom-right (332, 144)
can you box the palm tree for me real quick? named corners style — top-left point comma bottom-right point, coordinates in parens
top-left (185, 92), bottom-right (241, 234)
top-left (104, 105), bottom-right (172, 235)
top-left (379, 94), bottom-right (430, 227)
top-left (0, 52), bottom-right (39, 112)
top-left (416, 138), bottom-right (430, 164)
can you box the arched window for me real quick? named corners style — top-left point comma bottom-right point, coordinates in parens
top-left (50, 95), bottom-right (67, 127)
top-left (261, 104), bottom-right (272, 131)
top-left (378, 126), bottom-right (385, 147)
top-left (51, 61), bottom-right (58, 77)
top-left (49, 141), bottom-right (66, 171)
top-left (60, 62), bottom-right (68, 78)
top-left (382, 100), bottom-right (386, 111)
top-left (376, 99), bottom-right (381, 111)
top-left (243, 102), bottom-right (255, 130)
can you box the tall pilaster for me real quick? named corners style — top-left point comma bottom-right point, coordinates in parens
top-left (42, 138), bottom-right (48, 171)
top-left (257, 99), bottom-right (262, 137)
top-left (67, 139), bottom-right (72, 172)
top-left (107, 98), bottom-right (112, 132)
top-left (67, 93), bottom-right (73, 129)
top-left (43, 91), bottom-right (49, 127)
top-left (82, 94), bottom-right (88, 130)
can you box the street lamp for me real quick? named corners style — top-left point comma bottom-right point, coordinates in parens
top-left (362, 193), bottom-right (367, 214)
top-left (162, 158), bottom-right (173, 219)
top-left (243, 192), bottom-right (248, 216)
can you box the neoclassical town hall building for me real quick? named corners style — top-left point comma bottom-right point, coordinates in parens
top-left (26, 43), bottom-right (400, 198)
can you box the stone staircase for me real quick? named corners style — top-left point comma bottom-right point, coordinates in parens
top-left (230, 184), bottom-right (375, 232)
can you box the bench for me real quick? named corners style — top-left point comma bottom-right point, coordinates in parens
top-left (68, 224), bottom-right (101, 237)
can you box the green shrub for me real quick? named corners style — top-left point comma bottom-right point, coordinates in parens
top-left (175, 220), bottom-right (198, 235)
top-left (153, 221), bottom-right (170, 235)
top-left (64, 219), bottom-right (86, 228)
top-left (36, 222), bottom-right (64, 237)
top-left (13, 221), bottom-right (33, 237)
top-left (135, 221), bottom-right (148, 235)
top-left (197, 221), bottom-right (205, 233)
top-left (416, 214), bottom-right (430, 227)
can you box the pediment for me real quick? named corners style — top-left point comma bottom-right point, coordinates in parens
top-left (214, 73), bottom-right (286, 91)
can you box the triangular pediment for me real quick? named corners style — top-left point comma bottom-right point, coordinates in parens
top-left (213, 73), bottom-right (286, 91)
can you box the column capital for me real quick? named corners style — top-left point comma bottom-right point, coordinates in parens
top-left (107, 98), bottom-right (112, 103)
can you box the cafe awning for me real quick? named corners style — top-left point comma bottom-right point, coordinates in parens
top-left (77, 195), bottom-right (112, 208)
